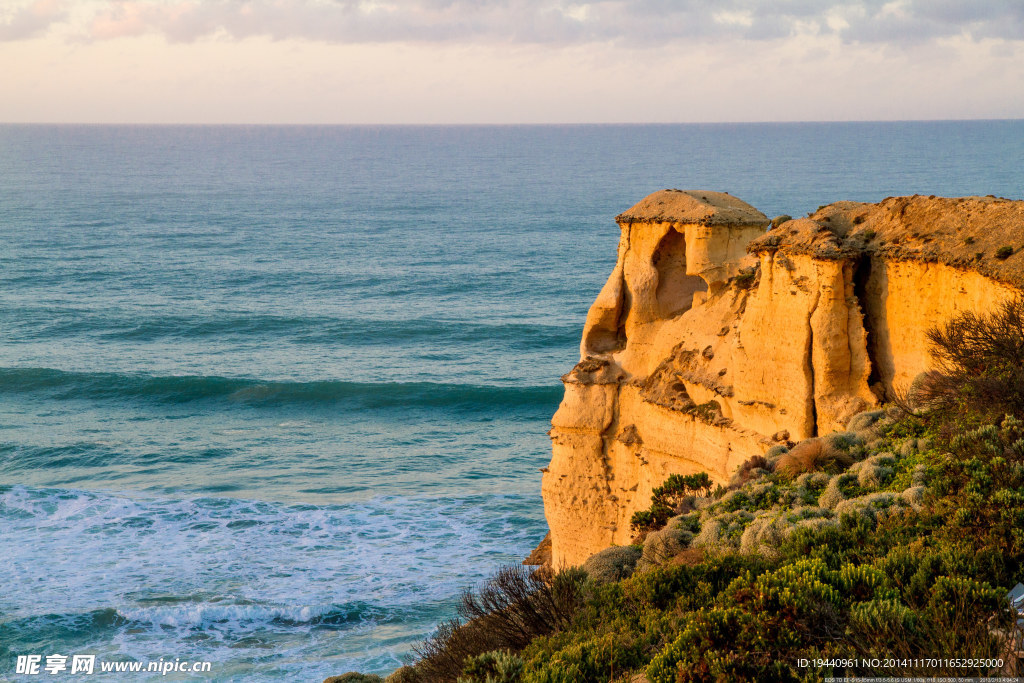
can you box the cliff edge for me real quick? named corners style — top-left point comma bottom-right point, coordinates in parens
top-left (543, 191), bottom-right (1024, 567)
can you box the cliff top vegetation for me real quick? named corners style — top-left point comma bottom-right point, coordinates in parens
top-left (615, 190), bottom-right (768, 227)
top-left (750, 195), bottom-right (1024, 287)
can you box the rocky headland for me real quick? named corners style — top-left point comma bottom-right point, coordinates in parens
top-left (542, 190), bottom-right (1024, 567)
top-left (334, 191), bottom-right (1024, 682)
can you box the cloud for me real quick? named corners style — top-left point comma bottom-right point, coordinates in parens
top-left (0, 0), bottom-right (66, 41)
top-left (836, 0), bottom-right (1024, 44)
top-left (35, 0), bottom-right (1024, 46)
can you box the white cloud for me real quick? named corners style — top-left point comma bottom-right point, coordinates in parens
top-left (1, 0), bottom-right (1021, 122)
top-left (560, 4), bottom-right (590, 23)
top-left (2, 27), bottom-right (1021, 124)
top-left (17, 0), bottom-right (1016, 47)
top-left (713, 10), bottom-right (754, 28)
top-left (0, 0), bottom-right (66, 41)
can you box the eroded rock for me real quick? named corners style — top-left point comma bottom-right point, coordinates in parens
top-left (543, 191), bottom-right (1024, 567)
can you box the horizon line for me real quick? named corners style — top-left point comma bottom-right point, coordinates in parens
top-left (1, 117), bottom-right (1023, 127)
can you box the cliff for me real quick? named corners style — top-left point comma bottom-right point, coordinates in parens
top-left (542, 191), bottom-right (1024, 567)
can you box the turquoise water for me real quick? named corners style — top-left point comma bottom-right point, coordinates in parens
top-left (1, 122), bottom-right (1022, 680)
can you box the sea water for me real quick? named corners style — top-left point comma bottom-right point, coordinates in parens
top-left (1, 122), bottom-right (1022, 680)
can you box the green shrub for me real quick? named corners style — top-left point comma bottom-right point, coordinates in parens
top-left (583, 545), bottom-right (642, 584)
top-left (629, 504), bottom-right (673, 536)
top-left (688, 400), bottom-right (722, 424)
top-left (325, 674), bottom-right (383, 683)
top-left (637, 524), bottom-right (693, 571)
top-left (732, 268), bottom-right (758, 289)
top-left (384, 667), bottom-right (420, 683)
top-left (630, 473), bottom-right (713, 536)
top-left (458, 651), bottom-right (525, 683)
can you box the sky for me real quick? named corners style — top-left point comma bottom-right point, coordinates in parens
top-left (1, 0), bottom-right (1022, 123)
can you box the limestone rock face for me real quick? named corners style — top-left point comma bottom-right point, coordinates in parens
top-left (543, 191), bottom-right (1024, 567)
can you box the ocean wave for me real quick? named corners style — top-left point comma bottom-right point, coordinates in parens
top-left (7, 309), bottom-right (577, 351)
top-left (0, 602), bottom-right (379, 640)
top-left (116, 601), bottom-right (380, 629)
top-left (0, 367), bottom-right (562, 410)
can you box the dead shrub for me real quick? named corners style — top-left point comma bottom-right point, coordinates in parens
top-left (730, 454), bottom-right (771, 486)
top-left (776, 439), bottom-right (853, 479)
top-left (911, 298), bottom-right (1024, 419)
top-left (776, 439), bottom-right (821, 478)
top-left (669, 547), bottom-right (706, 567)
top-left (414, 566), bottom-right (587, 682)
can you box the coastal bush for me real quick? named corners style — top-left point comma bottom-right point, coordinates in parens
top-left (637, 523), bottom-right (693, 572)
top-left (414, 566), bottom-right (587, 682)
top-left (582, 545), bottom-right (642, 584)
top-left (628, 505), bottom-right (673, 537)
top-left (643, 555), bottom-right (864, 681)
top-left (522, 630), bottom-right (651, 683)
top-left (850, 453), bottom-right (895, 488)
top-left (775, 437), bottom-right (857, 479)
top-left (383, 667), bottom-right (419, 683)
top-left (911, 298), bottom-right (1024, 419)
top-left (517, 557), bottom-right (774, 682)
top-left (718, 481), bottom-right (782, 512)
top-left (793, 472), bottom-right (829, 503)
top-left (848, 575), bottom-right (1015, 677)
top-left (660, 472), bottom-right (713, 499)
top-left (630, 473), bottom-right (712, 537)
top-left (847, 409), bottom-right (885, 434)
top-left (458, 651), bottom-right (525, 683)
top-left (687, 400), bottom-right (722, 424)
top-left (729, 454), bottom-right (771, 486)
top-left (732, 267), bottom-right (758, 290)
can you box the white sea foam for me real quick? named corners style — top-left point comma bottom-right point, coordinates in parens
top-left (0, 485), bottom-right (544, 680)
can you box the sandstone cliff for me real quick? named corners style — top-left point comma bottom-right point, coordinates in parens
top-left (543, 191), bottom-right (1024, 567)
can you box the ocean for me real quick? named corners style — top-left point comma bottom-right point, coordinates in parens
top-left (1, 121), bottom-right (1022, 680)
